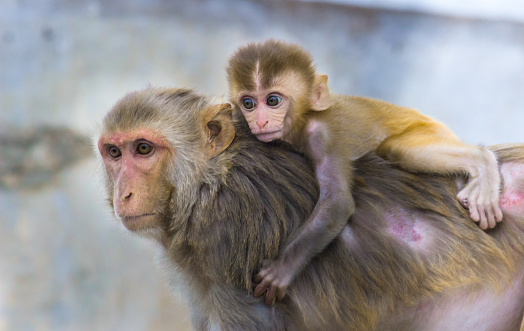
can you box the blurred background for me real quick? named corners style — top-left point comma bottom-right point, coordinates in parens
top-left (1, 0), bottom-right (523, 330)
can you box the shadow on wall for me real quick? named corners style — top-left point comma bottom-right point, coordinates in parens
top-left (0, 127), bottom-right (92, 190)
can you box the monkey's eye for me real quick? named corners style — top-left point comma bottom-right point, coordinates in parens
top-left (242, 97), bottom-right (256, 110)
top-left (266, 95), bottom-right (282, 107)
top-left (136, 143), bottom-right (153, 155)
top-left (108, 146), bottom-right (121, 158)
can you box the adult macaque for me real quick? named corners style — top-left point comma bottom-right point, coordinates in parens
top-left (97, 87), bottom-right (524, 330)
top-left (227, 40), bottom-right (503, 303)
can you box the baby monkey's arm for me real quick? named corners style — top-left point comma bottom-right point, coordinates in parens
top-left (377, 121), bottom-right (502, 229)
top-left (254, 123), bottom-right (353, 305)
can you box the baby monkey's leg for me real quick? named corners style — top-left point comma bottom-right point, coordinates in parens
top-left (377, 124), bottom-right (502, 230)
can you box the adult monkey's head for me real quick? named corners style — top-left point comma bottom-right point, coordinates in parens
top-left (96, 88), bottom-right (234, 237)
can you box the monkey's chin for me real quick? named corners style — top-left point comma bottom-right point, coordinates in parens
top-left (255, 131), bottom-right (282, 142)
top-left (120, 214), bottom-right (159, 232)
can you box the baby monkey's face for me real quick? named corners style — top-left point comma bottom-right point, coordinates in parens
top-left (235, 72), bottom-right (311, 142)
top-left (237, 88), bottom-right (289, 142)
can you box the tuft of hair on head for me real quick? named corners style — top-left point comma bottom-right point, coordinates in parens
top-left (100, 87), bottom-right (209, 136)
top-left (226, 39), bottom-right (317, 94)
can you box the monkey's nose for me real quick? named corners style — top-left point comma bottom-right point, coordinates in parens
top-left (257, 120), bottom-right (268, 129)
top-left (119, 192), bottom-right (132, 203)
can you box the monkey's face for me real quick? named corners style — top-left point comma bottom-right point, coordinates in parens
top-left (235, 73), bottom-right (307, 143)
top-left (98, 128), bottom-right (172, 234)
top-left (98, 88), bottom-right (235, 240)
top-left (237, 89), bottom-right (289, 142)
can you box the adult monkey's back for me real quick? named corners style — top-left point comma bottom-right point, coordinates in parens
top-left (96, 87), bottom-right (524, 331)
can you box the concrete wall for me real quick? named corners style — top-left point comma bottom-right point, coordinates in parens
top-left (1, 0), bottom-right (523, 330)
top-left (304, 0), bottom-right (524, 22)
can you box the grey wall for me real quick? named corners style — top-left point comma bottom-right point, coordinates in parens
top-left (305, 0), bottom-right (524, 22)
top-left (1, 0), bottom-right (523, 330)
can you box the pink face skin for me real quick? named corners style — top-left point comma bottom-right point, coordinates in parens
top-left (98, 129), bottom-right (172, 232)
top-left (237, 89), bottom-right (291, 142)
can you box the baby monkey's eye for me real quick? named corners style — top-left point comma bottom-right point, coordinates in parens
top-left (242, 97), bottom-right (256, 110)
top-left (137, 143), bottom-right (153, 155)
top-left (266, 95), bottom-right (282, 107)
top-left (108, 146), bottom-right (121, 158)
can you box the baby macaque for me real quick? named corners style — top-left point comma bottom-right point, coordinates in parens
top-left (226, 39), bottom-right (502, 304)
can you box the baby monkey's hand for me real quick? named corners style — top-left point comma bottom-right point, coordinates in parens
top-left (253, 260), bottom-right (293, 305)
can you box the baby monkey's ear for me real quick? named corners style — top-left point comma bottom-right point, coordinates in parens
top-left (311, 74), bottom-right (330, 111)
top-left (203, 103), bottom-right (236, 158)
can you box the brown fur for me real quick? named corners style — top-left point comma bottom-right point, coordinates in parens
top-left (227, 39), bottom-right (316, 94)
top-left (227, 41), bottom-right (504, 303)
top-left (98, 87), bottom-right (524, 330)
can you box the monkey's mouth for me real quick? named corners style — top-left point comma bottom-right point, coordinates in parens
top-left (120, 213), bottom-right (157, 231)
top-left (255, 131), bottom-right (282, 142)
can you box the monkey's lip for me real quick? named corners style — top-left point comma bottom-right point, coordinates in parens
top-left (255, 131), bottom-right (282, 142)
top-left (120, 213), bottom-right (157, 231)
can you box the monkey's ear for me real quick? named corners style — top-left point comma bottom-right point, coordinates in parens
top-left (203, 103), bottom-right (236, 158)
top-left (311, 74), bottom-right (330, 111)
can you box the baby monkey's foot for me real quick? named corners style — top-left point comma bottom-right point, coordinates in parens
top-left (457, 177), bottom-right (503, 230)
top-left (253, 260), bottom-right (292, 305)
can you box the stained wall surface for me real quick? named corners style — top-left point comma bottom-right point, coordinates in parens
top-left (1, 0), bottom-right (523, 330)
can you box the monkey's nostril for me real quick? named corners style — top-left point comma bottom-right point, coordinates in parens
top-left (125, 192), bottom-right (132, 200)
